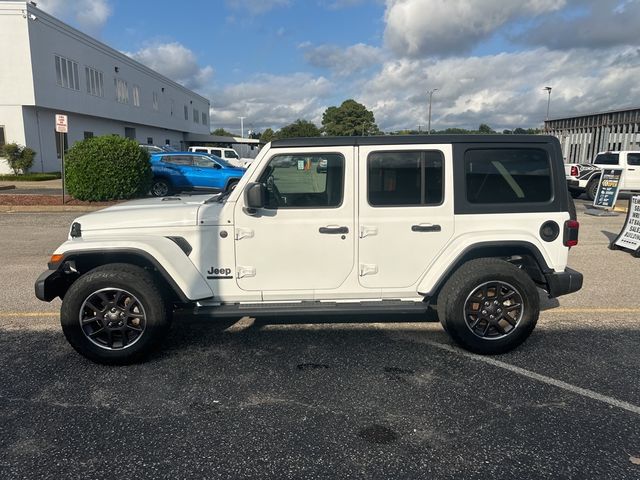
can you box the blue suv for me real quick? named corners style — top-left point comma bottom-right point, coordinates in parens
top-left (149, 152), bottom-right (245, 197)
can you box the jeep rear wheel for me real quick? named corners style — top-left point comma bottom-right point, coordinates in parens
top-left (60, 264), bottom-right (171, 364)
top-left (437, 258), bottom-right (539, 354)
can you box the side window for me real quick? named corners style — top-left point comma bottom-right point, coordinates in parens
top-left (211, 149), bottom-right (221, 157)
top-left (194, 148), bottom-right (207, 153)
top-left (258, 153), bottom-right (344, 208)
top-left (594, 153), bottom-right (620, 165)
top-left (627, 153), bottom-right (640, 166)
top-left (163, 155), bottom-right (192, 166)
top-left (368, 150), bottom-right (444, 206)
top-left (465, 148), bottom-right (551, 204)
top-left (193, 156), bottom-right (219, 168)
top-left (225, 150), bottom-right (239, 159)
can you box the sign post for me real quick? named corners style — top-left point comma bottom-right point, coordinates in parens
top-left (611, 195), bottom-right (640, 257)
top-left (55, 114), bottom-right (68, 204)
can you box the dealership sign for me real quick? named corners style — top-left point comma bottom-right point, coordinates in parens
top-left (593, 168), bottom-right (623, 209)
top-left (612, 195), bottom-right (640, 257)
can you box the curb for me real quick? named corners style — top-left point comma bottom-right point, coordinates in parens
top-left (0, 185), bottom-right (16, 191)
top-left (0, 205), bottom-right (105, 213)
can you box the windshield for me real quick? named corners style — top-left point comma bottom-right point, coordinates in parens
top-left (225, 150), bottom-right (239, 159)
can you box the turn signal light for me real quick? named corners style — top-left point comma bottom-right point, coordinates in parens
top-left (563, 220), bottom-right (579, 247)
top-left (50, 254), bottom-right (64, 264)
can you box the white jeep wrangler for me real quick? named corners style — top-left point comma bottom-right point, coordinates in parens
top-left (36, 135), bottom-right (582, 364)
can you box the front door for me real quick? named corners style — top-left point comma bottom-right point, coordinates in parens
top-left (624, 152), bottom-right (640, 189)
top-left (234, 147), bottom-right (355, 295)
top-left (357, 145), bottom-right (454, 290)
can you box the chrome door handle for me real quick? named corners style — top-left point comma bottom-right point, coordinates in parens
top-left (411, 224), bottom-right (441, 232)
top-left (319, 226), bottom-right (349, 234)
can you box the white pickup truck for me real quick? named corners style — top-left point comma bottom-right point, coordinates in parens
top-left (565, 151), bottom-right (640, 200)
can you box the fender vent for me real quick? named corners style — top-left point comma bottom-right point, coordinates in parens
top-left (166, 236), bottom-right (192, 256)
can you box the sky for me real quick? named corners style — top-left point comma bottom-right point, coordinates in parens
top-left (31, 0), bottom-right (640, 135)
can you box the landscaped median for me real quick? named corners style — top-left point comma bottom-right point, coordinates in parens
top-left (0, 193), bottom-right (117, 212)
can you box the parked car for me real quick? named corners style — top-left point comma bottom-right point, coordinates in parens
top-left (188, 146), bottom-right (252, 168)
top-left (139, 144), bottom-right (179, 154)
top-left (565, 151), bottom-right (640, 199)
top-left (35, 135), bottom-right (582, 364)
top-left (149, 152), bottom-right (245, 197)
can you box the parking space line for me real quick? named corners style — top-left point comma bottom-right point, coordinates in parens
top-left (426, 340), bottom-right (640, 416)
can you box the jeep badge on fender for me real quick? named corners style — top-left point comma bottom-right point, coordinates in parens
top-left (35, 135), bottom-right (583, 364)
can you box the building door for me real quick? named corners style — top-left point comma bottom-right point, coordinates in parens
top-left (233, 148), bottom-right (355, 296)
top-left (357, 145), bottom-right (454, 290)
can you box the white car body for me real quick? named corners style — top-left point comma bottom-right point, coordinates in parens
top-left (565, 151), bottom-right (640, 198)
top-left (188, 146), bottom-right (252, 168)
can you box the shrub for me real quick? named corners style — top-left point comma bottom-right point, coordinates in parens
top-left (1, 142), bottom-right (37, 174)
top-left (65, 135), bottom-right (151, 201)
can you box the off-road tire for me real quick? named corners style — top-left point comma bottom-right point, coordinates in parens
top-left (586, 177), bottom-right (599, 201)
top-left (60, 264), bottom-right (171, 365)
top-left (437, 258), bottom-right (540, 355)
top-left (569, 189), bottom-right (582, 199)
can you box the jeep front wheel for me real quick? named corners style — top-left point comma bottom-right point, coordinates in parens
top-left (437, 258), bottom-right (539, 354)
top-left (60, 264), bottom-right (171, 364)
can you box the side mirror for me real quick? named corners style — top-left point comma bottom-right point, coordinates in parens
top-left (245, 182), bottom-right (265, 209)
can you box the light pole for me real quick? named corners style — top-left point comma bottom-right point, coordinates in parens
top-left (543, 86), bottom-right (552, 122)
top-left (239, 116), bottom-right (246, 138)
top-left (427, 89), bottom-right (438, 134)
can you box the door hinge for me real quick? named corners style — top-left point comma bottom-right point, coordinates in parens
top-left (359, 264), bottom-right (378, 276)
top-left (235, 228), bottom-right (254, 240)
top-left (359, 225), bottom-right (378, 239)
top-left (237, 266), bottom-right (256, 279)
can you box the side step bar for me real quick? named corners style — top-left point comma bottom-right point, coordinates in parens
top-left (190, 299), bottom-right (431, 318)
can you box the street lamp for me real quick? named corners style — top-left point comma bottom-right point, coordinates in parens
top-left (427, 89), bottom-right (438, 134)
top-left (239, 116), bottom-right (246, 138)
top-left (543, 86), bottom-right (552, 121)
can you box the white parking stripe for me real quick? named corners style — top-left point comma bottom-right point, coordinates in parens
top-left (426, 340), bottom-right (640, 416)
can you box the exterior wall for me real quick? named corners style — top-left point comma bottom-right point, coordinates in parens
top-left (0, 106), bottom-right (27, 174)
top-left (546, 108), bottom-right (640, 163)
top-left (0, 3), bottom-right (35, 106)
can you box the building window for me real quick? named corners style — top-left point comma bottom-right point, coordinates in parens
top-left (85, 66), bottom-right (104, 97)
top-left (0, 126), bottom-right (5, 147)
top-left (55, 55), bottom-right (80, 90)
top-left (170, 99), bottom-right (174, 116)
top-left (124, 127), bottom-right (136, 140)
top-left (83, 131), bottom-right (94, 139)
top-left (152, 91), bottom-right (159, 111)
top-left (147, 137), bottom-right (153, 145)
top-left (55, 131), bottom-right (68, 159)
top-left (132, 85), bottom-right (141, 107)
top-left (193, 108), bottom-right (199, 123)
top-left (165, 139), bottom-right (171, 146)
top-left (115, 78), bottom-right (129, 104)
top-left (201, 112), bottom-right (207, 125)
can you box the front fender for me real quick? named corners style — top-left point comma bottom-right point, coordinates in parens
top-left (49, 236), bottom-right (214, 301)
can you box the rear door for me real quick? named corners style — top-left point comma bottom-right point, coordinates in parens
top-left (357, 145), bottom-right (454, 290)
top-left (190, 155), bottom-right (226, 189)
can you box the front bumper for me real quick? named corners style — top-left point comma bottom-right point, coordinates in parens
top-left (544, 267), bottom-right (583, 298)
top-left (35, 269), bottom-right (66, 302)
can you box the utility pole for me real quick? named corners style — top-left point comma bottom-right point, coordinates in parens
top-left (239, 116), bottom-right (246, 138)
top-left (427, 89), bottom-right (438, 134)
top-left (543, 86), bottom-right (552, 131)
top-left (417, 125), bottom-right (424, 133)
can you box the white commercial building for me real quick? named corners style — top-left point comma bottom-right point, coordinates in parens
top-left (0, 1), bottom-right (211, 173)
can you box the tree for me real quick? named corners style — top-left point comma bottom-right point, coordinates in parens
top-left (1, 143), bottom-right (37, 174)
top-left (260, 128), bottom-right (276, 143)
top-left (277, 119), bottom-right (321, 139)
top-left (513, 128), bottom-right (527, 134)
top-left (322, 99), bottom-right (379, 136)
top-left (478, 123), bottom-right (495, 134)
top-left (211, 128), bottom-right (235, 137)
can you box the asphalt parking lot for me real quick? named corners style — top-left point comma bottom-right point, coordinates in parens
top-left (1, 201), bottom-right (639, 479)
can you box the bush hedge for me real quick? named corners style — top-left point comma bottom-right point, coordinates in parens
top-left (1, 142), bottom-right (37, 174)
top-left (65, 136), bottom-right (151, 201)
top-left (0, 172), bottom-right (60, 181)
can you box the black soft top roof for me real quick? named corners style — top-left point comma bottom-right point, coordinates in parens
top-left (271, 135), bottom-right (558, 148)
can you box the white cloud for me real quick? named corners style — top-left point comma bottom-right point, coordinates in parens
top-left (384, 0), bottom-right (565, 57)
top-left (36, 0), bottom-right (112, 33)
top-left (225, 0), bottom-right (291, 14)
top-left (126, 42), bottom-right (214, 90)
top-left (359, 46), bottom-right (640, 131)
top-left (302, 43), bottom-right (384, 76)
top-left (207, 73), bottom-right (334, 132)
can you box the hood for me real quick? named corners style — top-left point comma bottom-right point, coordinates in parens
top-left (73, 194), bottom-right (218, 233)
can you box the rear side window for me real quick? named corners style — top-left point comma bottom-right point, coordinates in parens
top-left (465, 149), bottom-right (551, 204)
top-left (211, 149), bottom-right (222, 157)
top-left (368, 150), bottom-right (444, 206)
top-left (162, 155), bottom-right (192, 166)
top-left (627, 153), bottom-right (640, 166)
top-left (594, 153), bottom-right (620, 165)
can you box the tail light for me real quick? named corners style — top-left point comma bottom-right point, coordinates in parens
top-left (563, 220), bottom-right (579, 247)
top-left (570, 166), bottom-right (578, 177)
